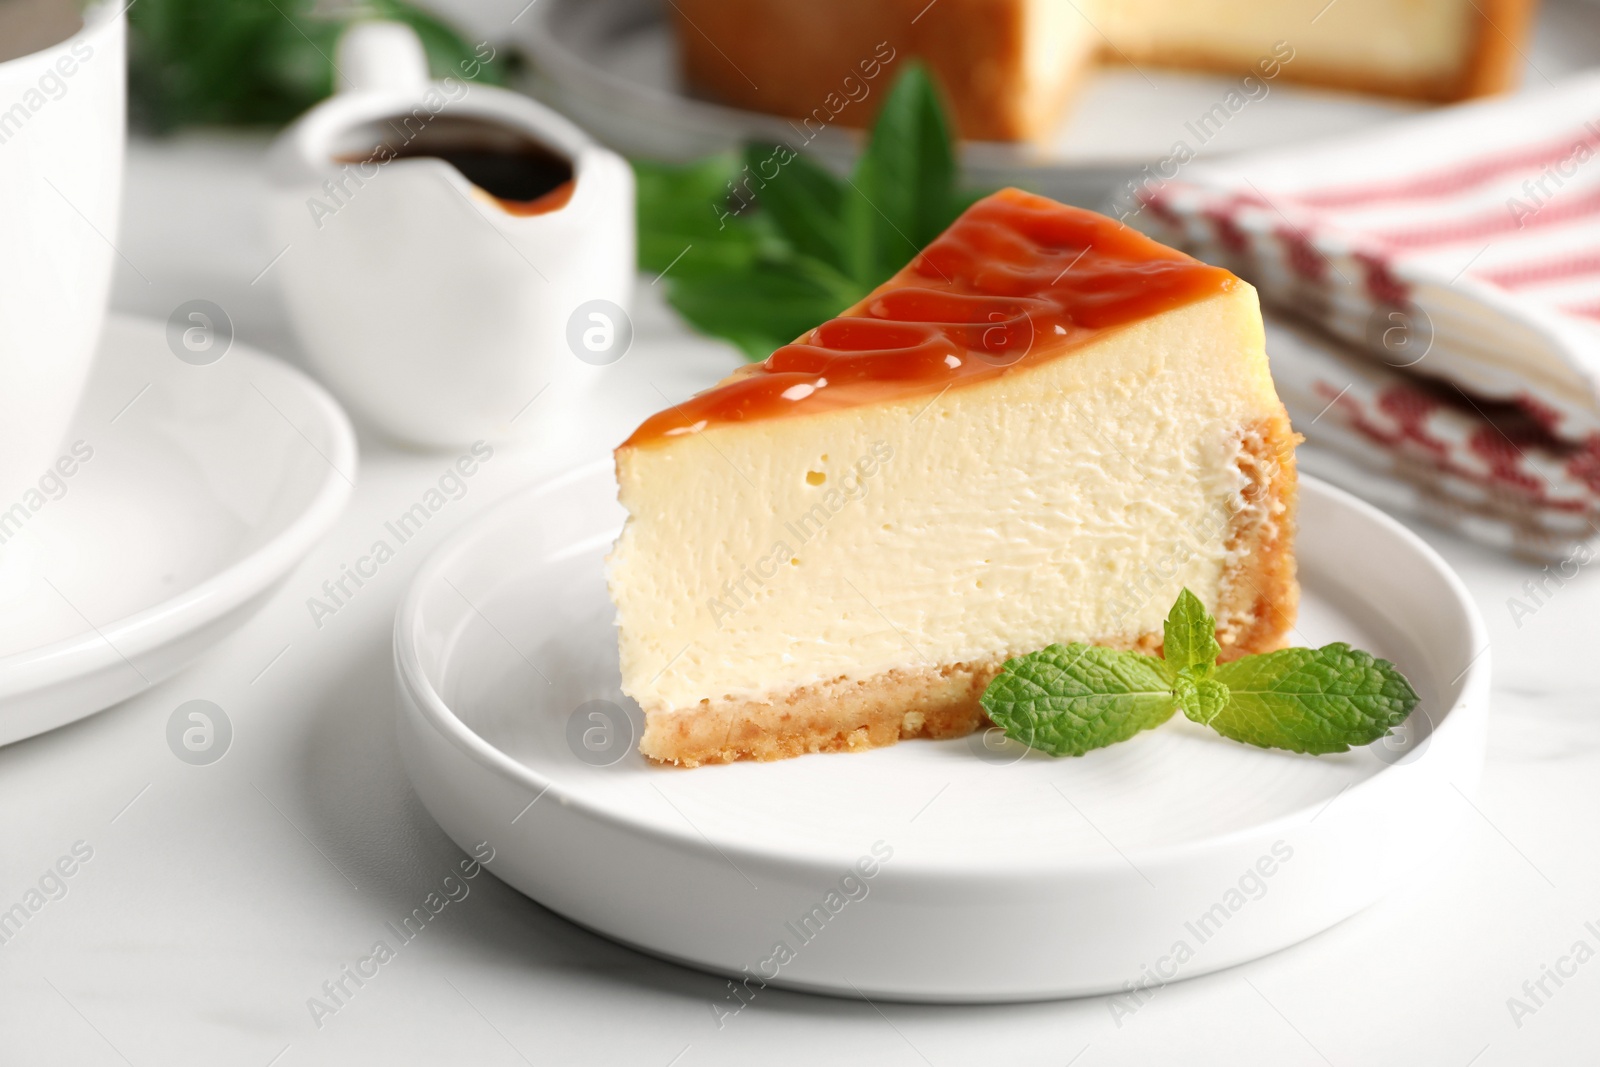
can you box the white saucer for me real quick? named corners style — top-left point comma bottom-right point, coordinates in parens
top-left (394, 463), bottom-right (1489, 1002)
top-left (0, 314), bottom-right (356, 745)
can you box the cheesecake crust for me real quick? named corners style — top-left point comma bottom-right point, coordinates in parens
top-left (1214, 415), bottom-right (1301, 659)
top-left (640, 417), bottom-right (1300, 767)
top-left (639, 655), bottom-right (1007, 767)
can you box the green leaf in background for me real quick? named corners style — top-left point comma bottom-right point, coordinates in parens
top-left (667, 256), bottom-right (863, 363)
top-left (128, 0), bottom-right (504, 131)
top-left (1161, 588), bottom-right (1221, 680)
top-left (1208, 644), bottom-right (1420, 755)
top-left (633, 154), bottom-right (768, 276)
top-left (635, 63), bottom-right (987, 361)
top-left (843, 63), bottom-right (958, 286)
top-left (980, 645), bottom-right (1179, 758)
top-left (742, 144), bottom-right (849, 274)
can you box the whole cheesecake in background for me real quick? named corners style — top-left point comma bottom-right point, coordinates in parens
top-left (608, 189), bottom-right (1300, 766)
top-left (670, 0), bottom-right (1539, 142)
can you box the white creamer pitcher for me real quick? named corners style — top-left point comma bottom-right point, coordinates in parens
top-left (266, 21), bottom-right (635, 448)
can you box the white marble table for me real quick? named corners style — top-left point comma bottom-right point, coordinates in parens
top-left (0, 132), bottom-right (1595, 1067)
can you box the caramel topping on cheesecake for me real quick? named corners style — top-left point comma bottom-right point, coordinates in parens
top-left (625, 188), bottom-right (1236, 446)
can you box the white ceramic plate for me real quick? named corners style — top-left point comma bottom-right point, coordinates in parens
top-left (0, 315), bottom-right (356, 745)
top-left (395, 463), bottom-right (1488, 1002)
top-left (514, 0), bottom-right (1600, 204)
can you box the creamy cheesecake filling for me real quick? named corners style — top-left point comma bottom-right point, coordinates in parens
top-left (1019, 0), bottom-right (1099, 137)
top-left (1100, 0), bottom-right (1477, 88)
top-left (612, 289), bottom-right (1283, 716)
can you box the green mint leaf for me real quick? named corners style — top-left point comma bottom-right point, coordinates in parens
top-left (743, 144), bottom-right (850, 274)
top-left (845, 63), bottom-right (959, 286)
top-left (633, 155), bottom-right (762, 276)
top-left (1162, 587), bottom-right (1220, 680)
top-left (981, 645), bottom-right (1178, 757)
top-left (1174, 671), bottom-right (1230, 726)
top-left (1209, 644), bottom-right (1421, 755)
top-left (665, 255), bottom-right (865, 361)
top-left (631, 65), bottom-right (989, 361)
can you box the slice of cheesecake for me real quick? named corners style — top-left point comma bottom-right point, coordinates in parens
top-left (671, 0), bottom-right (1536, 142)
top-left (609, 189), bottom-right (1298, 766)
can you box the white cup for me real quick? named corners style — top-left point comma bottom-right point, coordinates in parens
top-left (0, 0), bottom-right (124, 508)
top-left (267, 21), bottom-right (635, 449)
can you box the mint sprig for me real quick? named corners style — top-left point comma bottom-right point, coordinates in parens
top-left (1209, 645), bottom-right (1422, 755)
top-left (633, 64), bottom-right (987, 361)
top-left (980, 645), bottom-right (1178, 757)
top-left (979, 590), bottom-right (1420, 759)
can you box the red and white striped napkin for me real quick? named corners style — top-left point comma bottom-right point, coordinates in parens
top-left (1131, 72), bottom-right (1600, 560)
